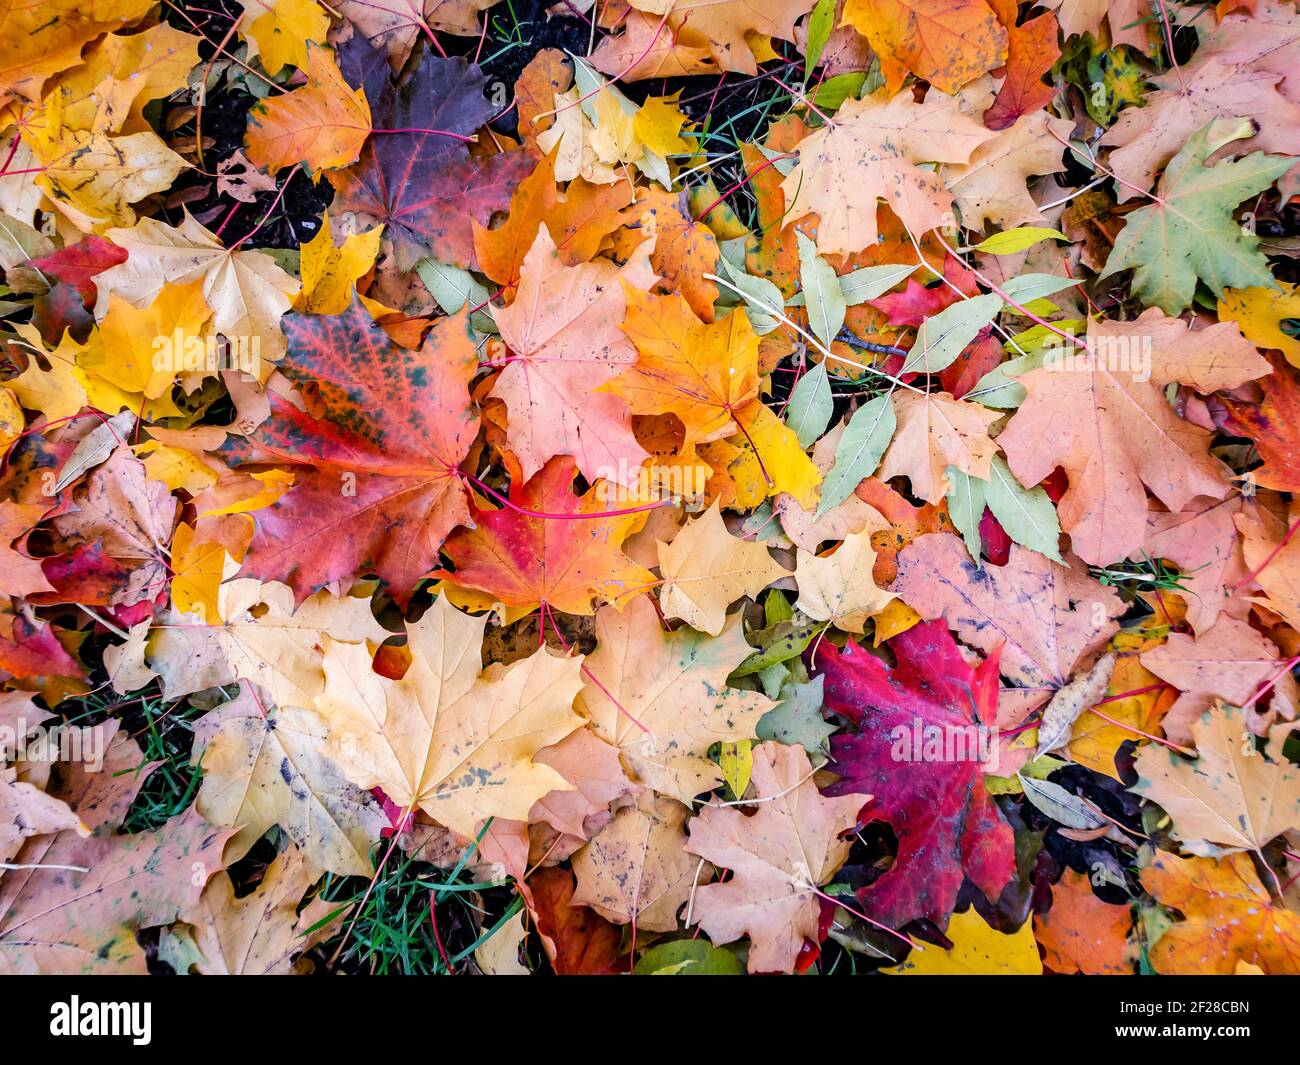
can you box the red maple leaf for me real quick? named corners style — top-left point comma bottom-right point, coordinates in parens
top-left (869, 254), bottom-right (979, 327)
top-left (238, 301), bottom-right (479, 608)
top-left (24, 236), bottom-right (127, 306)
top-left (814, 620), bottom-right (1015, 930)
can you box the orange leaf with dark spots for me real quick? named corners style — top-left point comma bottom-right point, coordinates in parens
top-left (239, 302), bottom-right (479, 608)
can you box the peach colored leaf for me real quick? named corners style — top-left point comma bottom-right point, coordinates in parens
top-left (577, 596), bottom-right (774, 804)
top-left (878, 390), bottom-right (1000, 505)
top-left (684, 742), bottom-right (863, 973)
top-left (1139, 617), bottom-right (1292, 746)
top-left (893, 532), bottom-right (1124, 688)
top-left (657, 501), bottom-right (791, 635)
top-left (0, 723), bottom-right (232, 974)
top-left (572, 792), bottom-right (702, 932)
top-left (997, 311), bottom-right (1270, 566)
top-left (781, 89), bottom-right (997, 258)
top-left (491, 229), bottom-right (654, 486)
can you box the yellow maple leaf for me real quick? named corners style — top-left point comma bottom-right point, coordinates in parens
top-left (242, 0), bottom-right (330, 76)
top-left (883, 908), bottom-right (1042, 974)
top-left (170, 522), bottom-right (227, 625)
top-left (77, 281), bottom-right (213, 415)
top-left (46, 25), bottom-right (200, 132)
top-left (294, 214), bottom-right (383, 315)
top-left (24, 90), bottom-right (188, 232)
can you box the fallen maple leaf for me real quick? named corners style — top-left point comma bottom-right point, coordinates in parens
top-left (685, 742), bottom-right (863, 973)
top-left (1099, 118), bottom-right (1296, 315)
top-left (238, 0), bottom-right (330, 76)
top-left (1134, 701), bottom-right (1300, 852)
top-left (781, 88), bottom-right (997, 258)
top-left (0, 723), bottom-right (231, 974)
top-left (185, 844), bottom-right (320, 975)
top-left (576, 595), bottom-right (774, 804)
top-left (0, 0), bottom-right (157, 108)
top-left (439, 457), bottom-right (654, 617)
top-left (193, 684), bottom-right (386, 878)
top-left (1139, 617), bottom-right (1294, 745)
top-left (983, 0), bottom-right (1059, 130)
top-left (94, 213), bottom-right (300, 361)
top-left (657, 501), bottom-right (791, 635)
top-left (816, 620), bottom-right (1016, 929)
top-left (24, 85), bottom-right (188, 233)
top-left (572, 792), bottom-right (701, 932)
top-left (1102, 59), bottom-right (1300, 200)
top-left (316, 595), bottom-right (584, 837)
top-left (1034, 868), bottom-right (1132, 975)
top-left (244, 43), bottom-right (371, 176)
top-left (240, 303), bottom-right (479, 608)
top-left (997, 311), bottom-right (1269, 565)
top-left (1141, 850), bottom-right (1300, 974)
top-left (491, 229), bottom-right (654, 486)
top-left (843, 0), bottom-right (1008, 94)
top-left (892, 532), bottom-right (1124, 689)
top-left (1223, 352), bottom-right (1300, 491)
top-left (883, 907), bottom-right (1042, 974)
top-left (526, 865), bottom-right (622, 975)
top-left (794, 529), bottom-right (896, 632)
top-left (945, 111), bottom-right (1072, 230)
top-left (147, 577), bottom-right (388, 708)
top-left (328, 42), bottom-right (531, 270)
top-left (878, 389), bottom-right (1000, 505)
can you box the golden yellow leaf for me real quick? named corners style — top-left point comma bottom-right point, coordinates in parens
top-left (170, 523), bottom-right (226, 625)
top-left (46, 25), bottom-right (200, 132)
top-left (78, 280), bottom-right (213, 403)
top-left (883, 908), bottom-right (1042, 974)
top-left (633, 95), bottom-right (690, 158)
top-left (24, 90), bottom-right (188, 232)
top-left (242, 0), bottom-right (330, 75)
top-left (294, 214), bottom-right (383, 315)
top-left (0, 0), bottom-right (157, 107)
top-left (1218, 283), bottom-right (1300, 366)
top-left (95, 213), bottom-right (300, 361)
